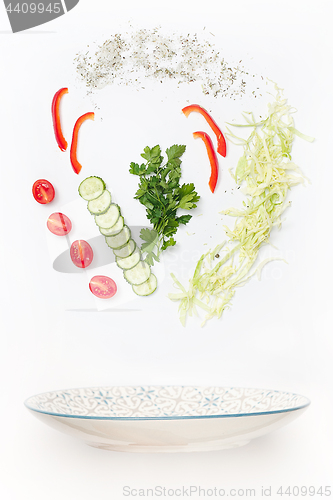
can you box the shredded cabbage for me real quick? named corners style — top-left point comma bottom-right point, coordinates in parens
top-left (169, 85), bottom-right (313, 326)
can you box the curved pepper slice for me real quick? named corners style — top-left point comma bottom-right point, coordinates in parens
top-left (70, 112), bottom-right (95, 174)
top-left (51, 87), bottom-right (68, 151)
top-left (193, 131), bottom-right (219, 193)
top-left (182, 104), bottom-right (227, 157)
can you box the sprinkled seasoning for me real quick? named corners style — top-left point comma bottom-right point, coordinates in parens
top-left (75, 27), bottom-right (263, 98)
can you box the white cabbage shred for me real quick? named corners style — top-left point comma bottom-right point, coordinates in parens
top-left (169, 85), bottom-right (314, 326)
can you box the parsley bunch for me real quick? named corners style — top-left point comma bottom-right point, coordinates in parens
top-left (129, 144), bottom-right (200, 265)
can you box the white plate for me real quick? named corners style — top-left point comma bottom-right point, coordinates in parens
top-left (25, 386), bottom-right (310, 453)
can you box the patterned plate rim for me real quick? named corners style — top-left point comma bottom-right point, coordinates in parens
top-left (24, 385), bottom-right (311, 421)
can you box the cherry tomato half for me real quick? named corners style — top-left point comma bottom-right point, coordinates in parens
top-left (89, 275), bottom-right (117, 299)
top-left (47, 212), bottom-right (72, 236)
top-left (70, 240), bottom-right (93, 268)
top-left (32, 179), bottom-right (55, 204)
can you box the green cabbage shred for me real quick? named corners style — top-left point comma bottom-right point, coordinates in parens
top-left (168, 85), bottom-right (314, 326)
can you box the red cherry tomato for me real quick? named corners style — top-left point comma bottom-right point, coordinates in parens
top-left (47, 212), bottom-right (72, 236)
top-left (70, 240), bottom-right (93, 268)
top-left (89, 275), bottom-right (117, 299)
top-left (32, 179), bottom-right (55, 204)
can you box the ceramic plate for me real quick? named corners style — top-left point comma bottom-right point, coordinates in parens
top-left (25, 386), bottom-right (310, 452)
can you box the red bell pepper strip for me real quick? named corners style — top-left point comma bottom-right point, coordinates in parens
top-left (70, 112), bottom-right (95, 174)
top-left (193, 131), bottom-right (219, 193)
top-left (182, 104), bottom-right (227, 157)
top-left (51, 88), bottom-right (68, 151)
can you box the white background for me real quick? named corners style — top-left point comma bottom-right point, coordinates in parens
top-left (1, 1), bottom-right (333, 498)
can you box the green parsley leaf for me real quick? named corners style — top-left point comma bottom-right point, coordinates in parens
top-left (141, 145), bottom-right (163, 163)
top-left (144, 251), bottom-right (159, 266)
top-left (129, 162), bottom-right (146, 176)
top-left (166, 144), bottom-right (186, 161)
top-left (177, 214), bottom-right (192, 225)
top-left (161, 237), bottom-right (176, 251)
top-left (130, 144), bottom-right (200, 264)
top-left (178, 183), bottom-right (200, 207)
top-left (140, 228), bottom-right (160, 254)
top-left (179, 194), bottom-right (197, 210)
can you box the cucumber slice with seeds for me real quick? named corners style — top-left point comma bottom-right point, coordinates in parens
top-left (79, 176), bottom-right (105, 201)
top-left (113, 239), bottom-right (136, 258)
top-left (124, 261), bottom-right (151, 286)
top-left (99, 216), bottom-right (124, 236)
top-left (95, 204), bottom-right (120, 229)
top-left (105, 226), bottom-right (131, 249)
top-left (88, 190), bottom-right (112, 215)
top-left (116, 248), bottom-right (141, 270)
top-left (132, 274), bottom-right (157, 296)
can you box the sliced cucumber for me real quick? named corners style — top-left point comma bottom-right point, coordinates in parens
top-left (79, 176), bottom-right (105, 201)
top-left (132, 274), bottom-right (157, 296)
top-left (105, 226), bottom-right (131, 249)
top-left (116, 248), bottom-right (141, 270)
top-left (124, 261), bottom-right (151, 286)
top-left (99, 216), bottom-right (124, 236)
top-left (113, 239), bottom-right (136, 259)
top-left (95, 204), bottom-right (120, 229)
top-left (87, 189), bottom-right (112, 215)
top-left (79, 176), bottom-right (156, 295)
